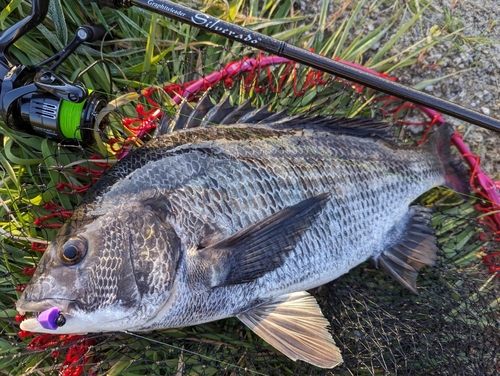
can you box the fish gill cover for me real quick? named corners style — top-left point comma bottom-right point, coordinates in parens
top-left (0, 0), bottom-right (499, 375)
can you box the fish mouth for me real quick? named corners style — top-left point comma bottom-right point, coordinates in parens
top-left (16, 297), bottom-right (138, 334)
top-left (16, 298), bottom-right (85, 333)
top-left (16, 297), bottom-right (74, 316)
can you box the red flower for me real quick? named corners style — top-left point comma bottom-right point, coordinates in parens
top-left (24, 334), bottom-right (96, 376)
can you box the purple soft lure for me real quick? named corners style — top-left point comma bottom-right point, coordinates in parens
top-left (38, 307), bottom-right (60, 330)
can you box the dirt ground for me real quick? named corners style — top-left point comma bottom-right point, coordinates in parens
top-left (304, 0), bottom-right (500, 181)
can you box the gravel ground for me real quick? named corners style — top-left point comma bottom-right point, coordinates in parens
top-left (400, 0), bottom-right (500, 180)
top-left (304, 0), bottom-right (500, 180)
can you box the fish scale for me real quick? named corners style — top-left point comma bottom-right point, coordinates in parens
top-left (16, 102), bottom-right (468, 369)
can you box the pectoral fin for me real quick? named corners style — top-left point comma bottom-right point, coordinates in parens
top-left (377, 206), bottom-right (438, 294)
top-left (238, 291), bottom-right (342, 369)
top-left (199, 193), bottom-right (329, 287)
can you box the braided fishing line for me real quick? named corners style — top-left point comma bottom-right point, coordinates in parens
top-left (59, 97), bottom-right (88, 141)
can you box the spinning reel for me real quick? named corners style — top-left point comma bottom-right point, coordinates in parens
top-left (0, 0), bottom-right (108, 144)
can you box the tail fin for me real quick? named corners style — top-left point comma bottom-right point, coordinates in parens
top-left (425, 123), bottom-right (469, 195)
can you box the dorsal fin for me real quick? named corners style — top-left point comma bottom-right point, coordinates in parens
top-left (201, 96), bottom-right (235, 126)
top-left (157, 92), bottom-right (392, 138)
top-left (238, 105), bottom-right (277, 123)
top-left (184, 93), bottom-right (214, 129)
top-left (168, 98), bottom-right (194, 132)
top-left (259, 108), bottom-right (291, 123)
top-left (219, 99), bottom-right (253, 124)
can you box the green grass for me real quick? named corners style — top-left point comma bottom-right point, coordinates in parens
top-left (0, 0), bottom-right (498, 375)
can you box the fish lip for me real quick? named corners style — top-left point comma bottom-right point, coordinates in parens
top-left (16, 297), bottom-right (75, 316)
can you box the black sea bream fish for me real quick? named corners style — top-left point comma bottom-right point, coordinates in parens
top-left (17, 97), bottom-right (467, 368)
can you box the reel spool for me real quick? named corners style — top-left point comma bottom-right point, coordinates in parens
top-left (14, 89), bottom-right (108, 145)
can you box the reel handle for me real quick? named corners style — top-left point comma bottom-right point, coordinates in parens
top-left (40, 24), bottom-right (108, 71)
top-left (0, 0), bottom-right (49, 69)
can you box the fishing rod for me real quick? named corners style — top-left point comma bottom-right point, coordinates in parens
top-left (95, 0), bottom-right (500, 134)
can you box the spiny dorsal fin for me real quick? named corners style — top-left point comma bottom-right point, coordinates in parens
top-left (260, 108), bottom-right (292, 123)
top-left (158, 91), bottom-right (391, 137)
top-left (238, 104), bottom-right (278, 123)
top-left (237, 291), bottom-right (343, 369)
top-left (198, 193), bottom-right (330, 287)
top-left (377, 206), bottom-right (438, 294)
top-left (201, 96), bottom-right (235, 126)
top-left (184, 93), bottom-right (214, 129)
top-left (168, 98), bottom-right (195, 133)
top-left (219, 99), bottom-right (253, 124)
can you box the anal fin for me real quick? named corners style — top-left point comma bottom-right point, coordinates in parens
top-left (237, 291), bottom-right (342, 369)
top-left (377, 206), bottom-right (438, 294)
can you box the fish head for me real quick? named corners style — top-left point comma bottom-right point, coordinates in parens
top-left (16, 201), bottom-right (182, 334)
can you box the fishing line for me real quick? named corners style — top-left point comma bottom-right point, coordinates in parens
top-left (54, 158), bottom-right (117, 170)
top-left (59, 96), bottom-right (89, 140)
top-left (123, 331), bottom-right (271, 376)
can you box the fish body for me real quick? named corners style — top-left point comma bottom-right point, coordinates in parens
top-left (17, 103), bottom-right (467, 368)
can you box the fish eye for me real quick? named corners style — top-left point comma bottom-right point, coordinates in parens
top-left (59, 237), bottom-right (88, 265)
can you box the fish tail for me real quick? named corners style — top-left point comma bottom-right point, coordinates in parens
top-left (425, 123), bottom-right (469, 195)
